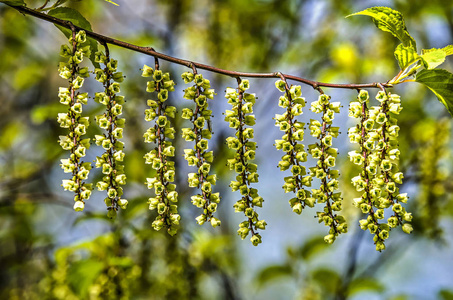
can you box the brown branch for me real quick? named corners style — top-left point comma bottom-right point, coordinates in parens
top-left (9, 4), bottom-right (394, 90)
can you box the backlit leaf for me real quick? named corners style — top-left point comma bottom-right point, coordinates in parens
top-left (394, 43), bottom-right (418, 69)
top-left (421, 48), bottom-right (447, 69)
top-left (348, 277), bottom-right (384, 296)
top-left (311, 268), bottom-right (341, 293)
top-left (299, 235), bottom-right (330, 261)
top-left (104, 0), bottom-right (119, 6)
top-left (67, 259), bottom-right (105, 298)
top-left (256, 265), bottom-right (292, 287)
top-left (415, 69), bottom-right (453, 117)
top-left (348, 7), bottom-right (416, 50)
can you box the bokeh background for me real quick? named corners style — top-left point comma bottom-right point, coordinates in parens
top-left (1, 0), bottom-right (453, 299)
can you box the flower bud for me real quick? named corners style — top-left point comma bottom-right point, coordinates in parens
top-left (210, 217), bottom-right (221, 228)
top-left (118, 199), bottom-right (128, 209)
top-left (250, 234), bottom-right (262, 246)
top-left (73, 201), bottom-right (85, 212)
top-left (402, 223), bottom-right (413, 234)
top-left (196, 214), bottom-right (207, 225)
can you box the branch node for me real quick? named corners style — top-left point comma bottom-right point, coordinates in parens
top-left (189, 62), bottom-right (197, 75)
top-left (102, 41), bottom-right (110, 58)
top-left (314, 85), bottom-right (324, 95)
top-left (278, 72), bottom-right (291, 91)
top-left (64, 20), bottom-right (76, 33)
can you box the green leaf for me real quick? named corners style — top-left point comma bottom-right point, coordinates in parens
top-left (105, 0), bottom-right (119, 6)
top-left (48, 7), bottom-right (92, 31)
top-left (299, 235), bottom-right (330, 261)
top-left (256, 264), bottom-right (292, 287)
top-left (120, 196), bottom-right (147, 221)
top-left (48, 7), bottom-right (99, 68)
top-left (31, 103), bottom-right (62, 124)
top-left (421, 48), bottom-right (447, 69)
top-left (415, 69), bottom-right (453, 117)
top-left (439, 289), bottom-right (453, 300)
top-left (0, 121), bottom-right (25, 150)
top-left (388, 295), bottom-right (410, 300)
top-left (311, 268), bottom-right (341, 293)
top-left (73, 212), bottom-right (113, 226)
top-left (107, 256), bottom-right (134, 268)
top-left (394, 43), bottom-right (418, 69)
top-left (67, 259), bottom-right (105, 298)
top-left (347, 277), bottom-right (384, 296)
top-left (0, 0), bottom-right (25, 6)
top-left (441, 45), bottom-right (453, 56)
top-left (13, 62), bottom-right (44, 90)
top-left (347, 7), bottom-right (416, 50)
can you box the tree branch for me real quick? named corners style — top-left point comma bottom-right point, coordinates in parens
top-left (8, 4), bottom-right (393, 90)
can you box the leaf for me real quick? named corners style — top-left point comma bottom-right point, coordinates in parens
top-left (415, 69), bottom-right (453, 117)
top-left (48, 7), bottom-right (99, 67)
top-left (299, 235), bottom-right (330, 261)
top-left (107, 256), bottom-right (134, 268)
top-left (105, 0), bottom-right (119, 6)
top-left (421, 48), bottom-right (447, 69)
top-left (255, 264), bottom-right (292, 287)
top-left (347, 277), bottom-right (384, 296)
top-left (67, 259), bottom-right (105, 298)
top-left (388, 295), bottom-right (410, 300)
top-left (311, 268), bottom-right (341, 293)
top-left (31, 103), bottom-right (62, 124)
top-left (0, 121), bottom-right (25, 150)
top-left (439, 289), bottom-right (453, 300)
top-left (0, 0), bottom-right (25, 6)
top-left (441, 45), bottom-right (453, 56)
top-left (394, 43), bottom-right (418, 69)
top-left (419, 45), bottom-right (453, 69)
top-left (120, 196), bottom-right (147, 221)
top-left (73, 212), bottom-right (113, 226)
top-left (347, 7), bottom-right (416, 50)
top-left (13, 62), bottom-right (44, 90)
top-left (48, 7), bottom-right (92, 31)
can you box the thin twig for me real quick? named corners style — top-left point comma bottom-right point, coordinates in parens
top-left (8, 4), bottom-right (394, 90)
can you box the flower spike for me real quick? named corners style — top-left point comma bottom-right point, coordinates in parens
top-left (57, 29), bottom-right (93, 211)
top-left (225, 79), bottom-right (266, 246)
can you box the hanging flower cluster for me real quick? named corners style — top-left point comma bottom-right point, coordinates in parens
top-left (181, 71), bottom-right (220, 227)
top-left (142, 64), bottom-right (180, 236)
top-left (348, 90), bottom-right (411, 251)
top-left (93, 50), bottom-right (128, 218)
top-left (417, 118), bottom-right (451, 238)
top-left (224, 79), bottom-right (266, 246)
top-left (274, 79), bottom-right (312, 213)
top-left (52, 29), bottom-right (412, 249)
top-left (57, 30), bottom-right (93, 212)
top-left (309, 93), bottom-right (346, 244)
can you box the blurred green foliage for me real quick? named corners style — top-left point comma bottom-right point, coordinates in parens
top-left (1, 0), bottom-right (453, 299)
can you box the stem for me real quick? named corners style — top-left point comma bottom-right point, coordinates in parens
top-left (359, 99), bottom-right (382, 242)
top-left (190, 69), bottom-right (212, 220)
top-left (9, 4), bottom-right (394, 90)
top-left (36, 0), bottom-right (50, 11)
top-left (389, 64), bottom-right (422, 84)
top-left (236, 85), bottom-right (256, 236)
top-left (279, 74), bottom-right (304, 205)
top-left (317, 94), bottom-right (339, 234)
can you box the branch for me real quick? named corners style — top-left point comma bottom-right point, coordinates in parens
top-left (9, 4), bottom-right (393, 90)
